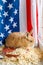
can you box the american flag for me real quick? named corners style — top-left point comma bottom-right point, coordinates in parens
top-left (0, 0), bottom-right (38, 46)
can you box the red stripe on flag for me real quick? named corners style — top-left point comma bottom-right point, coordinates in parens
top-left (26, 0), bottom-right (32, 32)
top-left (36, 2), bottom-right (38, 34)
top-left (36, 1), bottom-right (39, 46)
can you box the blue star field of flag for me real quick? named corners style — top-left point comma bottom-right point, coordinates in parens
top-left (0, 0), bottom-right (20, 45)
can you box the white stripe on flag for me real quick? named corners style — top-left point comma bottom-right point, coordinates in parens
top-left (19, 0), bottom-right (27, 32)
top-left (31, 0), bottom-right (38, 46)
top-left (38, 0), bottom-right (43, 45)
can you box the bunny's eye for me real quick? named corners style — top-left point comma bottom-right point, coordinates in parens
top-left (30, 40), bottom-right (32, 42)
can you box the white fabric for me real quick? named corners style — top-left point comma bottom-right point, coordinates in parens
top-left (31, 0), bottom-right (38, 46)
top-left (19, 0), bottom-right (27, 32)
top-left (38, 0), bottom-right (43, 50)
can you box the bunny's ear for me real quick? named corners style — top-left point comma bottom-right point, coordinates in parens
top-left (29, 30), bottom-right (33, 35)
top-left (24, 30), bottom-right (33, 37)
top-left (24, 32), bottom-right (30, 37)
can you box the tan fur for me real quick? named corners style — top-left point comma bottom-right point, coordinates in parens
top-left (5, 32), bottom-right (34, 48)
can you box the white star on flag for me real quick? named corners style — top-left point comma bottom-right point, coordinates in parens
top-left (0, 33), bottom-right (4, 38)
top-left (9, 17), bottom-right (14, 23)
top-left (14, 9), bottom-right (18, 15)
top-left (2, 0), bottom-right (7, 3)
top-left (8, 30), bottom-right (12, 34)
top-left (0, 5), bottom-right (3, 11)
top-left (1, 19), bottom-right (4, 24)
top-left (0, 13), bottom-right (2, 17)
top-left (4, 25), bottom-right (10, 31)
top-left (14, 0), bottom-right (16, 2)
top-left (3, 11), bottom-right (8, 17)
top-left (8, 3), bottom-right (13, 9)
top-left (0, 41), bottom-right (3, 45)
top-left (13, 22), bottom-right (17, 28)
